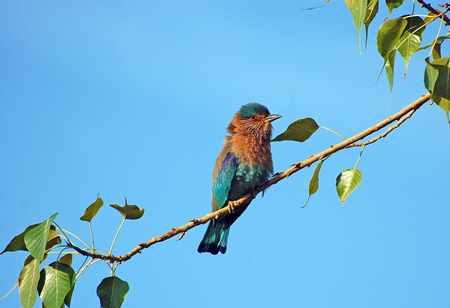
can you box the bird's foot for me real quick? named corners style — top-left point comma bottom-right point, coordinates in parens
top-left (227, 200), bottom-right (239, 213)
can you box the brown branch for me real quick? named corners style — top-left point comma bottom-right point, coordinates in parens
top-left (67, 205), bottom-right (241, 263)
top-left (347, 108), bottom-right (416, 147)
top-left (68, 93), bottom-right (431, 263)
top-left (417, 0), bottom-right (450, 25)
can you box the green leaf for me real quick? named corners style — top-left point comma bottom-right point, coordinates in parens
top-left (24, 213), bottom-right (58, 261)
top-left (435, 97), bottom-right (450, 123)
top-left (432, 43), bottom-right (442, 61)
top-left (424, 57), bottom-right (439, 93)
top-left (377, 17), bottom-right (407, 60)
top-left (351, 0), bottom-right (368, 53)
top-left (1, 224), bottom-right (59, 255)
top-left (344, 0), bottom-right (352, 10)
top-left (272, 118), bottom-right (319, 142)
top-left (80, 195), bottom-right (104, 222)
top-left (426, 57), bottom-right (450, 121)
top-left (397, 16), bottom-right (425, 75)
top-left (336, 168), bottom-right (363, 205)
top-left (309, 160), bottom-right (324, 196)
top-left (303, 160), bottom-right (324, 208)
top-left (19, 257), bottom-right (40, 308)
top-left (58, 254), bottom-right (73, 266)
top-left (364, 0), bottom-right (379, 48)
top-left (385, 50), bottom-right (396, 91)
top-left (1, 224), bottom-right (39, 254)
top-left (110, 199), bottom-right (145, 220)
top-left (47, 228), bottom-right (60, 242)
top-left (424, 11), bottom-right (437, 24)
top-left (97, 276), bottom-right (130, 308)
top-left (64, 283), bottom-right (76, 307)
top-left (45, 231), bottom-right (62, 252)
top-left (385, 0), bottom-right (405, 17)
top-left (429, 57), bottom-right (450, 99)
top-left (44, 228), bottom-right (62, 254)
top-left (39, 262), bottom-right (75, 308)
top-left (23, 253), bottom-right (36, 266)
top-left (377, 17), bottom-right (408, 87)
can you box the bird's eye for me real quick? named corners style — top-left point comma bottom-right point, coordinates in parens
top-left (251, 116), bottom-right (256, 120)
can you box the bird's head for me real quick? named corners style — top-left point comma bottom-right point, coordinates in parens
top-left (228, 103), bottom-right (281, 138)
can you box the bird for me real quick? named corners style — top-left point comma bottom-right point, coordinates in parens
top-left (197, 103), bottom-right (281, 254)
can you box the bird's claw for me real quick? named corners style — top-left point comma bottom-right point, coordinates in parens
top-left (228, 201), bottom-right (238, 213)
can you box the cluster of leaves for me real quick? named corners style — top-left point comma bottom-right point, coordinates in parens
top-left (345, 0), bottom-right (450, 120)
top-left (1, 196), bottom-right (144, 308)
top-left (272, 118), bottom-right (363, 206)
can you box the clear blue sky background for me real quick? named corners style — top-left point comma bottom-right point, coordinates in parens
top-left (1, 1), bottom-right (449, 307)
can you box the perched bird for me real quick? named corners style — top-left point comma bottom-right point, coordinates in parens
top-left (198, 103), bottom-right (281, 254)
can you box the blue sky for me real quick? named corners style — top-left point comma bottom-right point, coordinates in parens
top-left (1, 1), bottom-right (449, 307)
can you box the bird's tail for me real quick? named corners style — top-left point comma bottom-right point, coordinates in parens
top-left (197, 220), bottom-right (229, 254)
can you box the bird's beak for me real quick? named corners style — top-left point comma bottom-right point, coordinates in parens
top-left (264, 114), bottom-right (281, 123)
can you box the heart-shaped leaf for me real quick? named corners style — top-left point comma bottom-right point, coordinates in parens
top-left (351, 0), bottom-right (368, 53)
top-left (80, 195), bottom-right (104, 222)
top-left (397, 16), bottom-right (425, 75)
top-left (1, 224), bottom-right (39, 254)
top-left (19, 257), bottom-right (40, 308)
top-left (110, 199), bottom-right (144, 220)
top-left (39, 262), bottom-right (75, 308)
top-left (385, 49), bottom-right (396, 91)
top-left (303, 160), bottom-right (324, 208)
top-left (425, 56), bottom-right (450, 122)
top-left (377, 17), bottom-right (407, 60)
top-left (364, 0), bottom-right (379, 48)
top-left (386, 0), bottom-right (405, 17)
top-left (97, 276), bottom-right (129, 308)
top-left (336, 168), bottom-right (363, 205)
top-left (272, 118), bottom-right (319, 142)
top-left (24, 213), bottom-right (58, 261)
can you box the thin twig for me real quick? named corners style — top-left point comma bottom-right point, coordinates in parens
top-left (347, 108), bottom-right (416, 147)
top-left (417, 0), bottom-right (450, 25)
top-left (67, 93), bottom-right (431, 263)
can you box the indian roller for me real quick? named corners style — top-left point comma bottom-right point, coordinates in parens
top-left (198, 103), bottom-right (281, 254)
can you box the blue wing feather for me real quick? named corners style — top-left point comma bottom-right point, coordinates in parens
top-left (213, 152), bottom-right (238, 210)
top-left (197, 152), bottom-right (237, 254)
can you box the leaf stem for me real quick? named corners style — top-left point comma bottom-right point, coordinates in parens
top-left (0, 281), bottom-right (18, 300)
top-left (89, 222), bottom-right (96, 250)
top-left (428, 15), bottom-right (445, 59)
top-left (53, 221), bottom-right (73, 245)
top-left (319, 126), bottom-right (346, 140)
top-left (354, 145), bottom-right (365, 169)
top-left (61, 228), bottom-right (93, 252)
top-left (76, 258), bottom-right (103, 280)
top-left (109, 217), bottom-right (126, 257)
